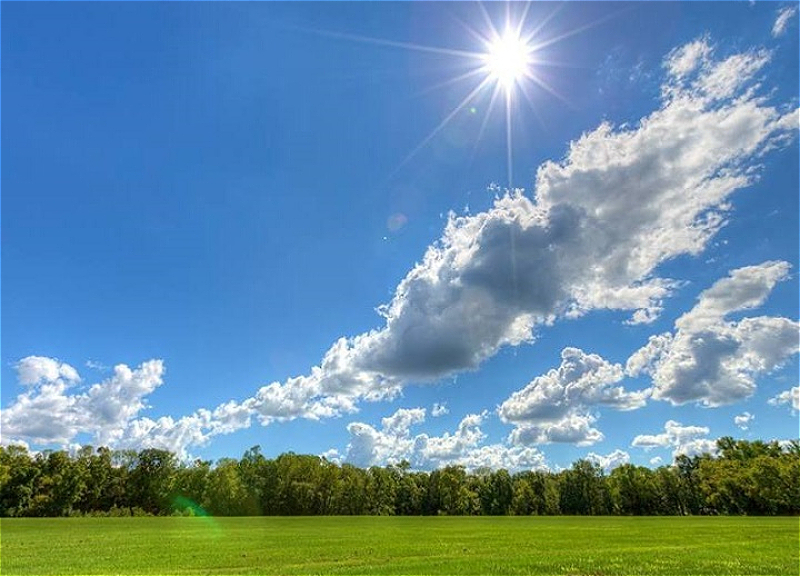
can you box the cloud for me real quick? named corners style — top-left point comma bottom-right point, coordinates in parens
top-left (768, 386), bottom-right (800, 412)
top-left (772, 6), bottom-right (797, 37)
top-left (586, 449), bottom-right (630, 472)
top-left (508, 412), bottom-right (605, 447)
top-left (337, 407), bottom-right (546, 472)
top-left (734, 411), bottom-right (755, 430)
top-left (649, 456), bottom-right (663, 466)
top-left (632, 420), bottom-right (718, 459)
top-left (85, 360), bottom-right (110, 372)
top-left (2, 359), bottom-right (165, 446)
top-left (2, 37), bottom-right (797, 457)
top-left (499, 347), bottom-right (648, 446)
top-left (1, 357), bottom-right (259, 459)
top-left (626, 262), bottom-right (799, 406)
top-left (431, 402), bottom-right (449, 417)
top-left (16, 356), bottom-right (80, 386)
top-left (664, 37), bottom-right (712, 79)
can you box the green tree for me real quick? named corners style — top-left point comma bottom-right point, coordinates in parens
top-left (203, 459), bottom-right (249, 516)
top-left (128, 448), bottom-right (177, 515)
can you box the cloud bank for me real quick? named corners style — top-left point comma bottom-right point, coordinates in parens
top-left (328, 407), bottom-right (547, 472)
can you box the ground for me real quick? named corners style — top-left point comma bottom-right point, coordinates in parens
top-left (1, 516), bottom-right (797, 575)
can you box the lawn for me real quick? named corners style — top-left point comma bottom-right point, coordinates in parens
top-left (1, 516), bottom-right (797, 575)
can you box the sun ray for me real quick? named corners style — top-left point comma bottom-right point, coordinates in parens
top-left (470, 83), bottom-right (504, 164)
top-left (527, 7), bottom-right (628, 53)
top-left (295, 25), bottom-right (484, 61)
top-left (305, 2), bottom-right (610, 188)
top-left (524, 3), bottom-right (565, 44)
top-left (514, 1), bottom-right (534, 38)
top-left (505, 90), bottom-right (513, 187)
top-left (476, 1), bottom-right (501, 44)
top-left (524, 69), bottom-right (575, 110)
top-left (414, 67), bottom-right (488, 99)
top-left (390, 76), bottom-right (495, 178)
top-left (516, 81), bottom-right (549, 136)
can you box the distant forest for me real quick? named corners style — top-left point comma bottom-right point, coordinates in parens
top-left (1, 438), bottom-right (797, 518)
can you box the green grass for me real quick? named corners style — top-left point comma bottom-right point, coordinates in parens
top-left (1, 516), bottom-right (797, 575)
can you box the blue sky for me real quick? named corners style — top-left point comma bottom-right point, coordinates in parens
top-left (2, 2), bottom-right (798, 471)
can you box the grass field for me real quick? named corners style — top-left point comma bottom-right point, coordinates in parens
top-left (1, 516), bottom-right (797, 575)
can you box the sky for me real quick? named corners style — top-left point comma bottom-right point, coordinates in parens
top-left (2, 1), bottom-right (798, 472)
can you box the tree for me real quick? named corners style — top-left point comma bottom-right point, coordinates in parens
top-left (203, 459), bottom-right (249, 516)
top-left (609, 464), bottom-right (659, 515)
top-left (477, 469), bottom-right (513, 515)
top-left (0, 445), bottom-right (38, 517)
top-left (128, 448), bottom-right (177, 515)
top-left (29, 450), bottom-right (86, 517)
top-left (559, 460), bottom-right (610, 515)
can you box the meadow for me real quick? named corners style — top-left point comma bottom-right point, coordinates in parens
top-left (1, 516), bottom-right (797, 575)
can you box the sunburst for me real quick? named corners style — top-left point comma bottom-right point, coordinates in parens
top-left (304, 2), bottom-right (604, 187)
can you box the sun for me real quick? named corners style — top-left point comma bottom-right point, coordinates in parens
top-left (308, 3), bottom-right (582, 187)
top-left (484, 31), bottom-right (532, 94)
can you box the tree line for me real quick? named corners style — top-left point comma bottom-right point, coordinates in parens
top-left (1, 438), bottom-right (797, 518)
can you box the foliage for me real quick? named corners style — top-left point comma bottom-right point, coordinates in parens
top-left (0, 437), bottom-right (797, 518)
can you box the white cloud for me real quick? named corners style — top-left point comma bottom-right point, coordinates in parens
top-left (84, 362), bottom-right (168, 446)
top-left (0, 437), bottom-right (31, 452)
top-left (665, 37), bottom-right (712, 79)
top-left (432, 402), bottom-right (449, 417)
top-left (499, 347), bottom-right (648, 446)
top-left (734, 411), bottom-right (755, 430)
top-left (320, 448), bottom-right (341, 464)
top-left (508, 412), bottom-right (604, 447)
top-left (85, 360), bottom-right (110, 372)
top-left (632, 420), bottom-right (718, 459)
top-left (16, 356), bottom-right (80, 386)
top-left (119, 412), bottom-right (214, 460)
top-left (772, 6), bottom-right (797, 37)
top-left (649, 456), bottom-right (663, 466)
top-left (768, 386), bottom-right (800, 412)
top-left (586, 449), bottom-right (630, 472)
top-left (1, 359), bottom-right (165, 447)
top-left (338, 407), bottom-right (546, 472)
top-left (626, 262), bottom-right (799, 406)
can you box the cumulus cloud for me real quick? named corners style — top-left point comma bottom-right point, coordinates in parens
top-left (337, 407), bottom-right (546, 472)
top-left (632, 420), bottom-right (718, 459)
top-left (2, 359), bottom-right (164, 447)
top-left (626, 261), bottom-right (799, 406)
top-left (734, 411), bottom-right (755, 430)
top-left (16, 356), bottom-right (80, 386)
top-left (768, 386), bottom-right (800, 412)
top-left (772, 6), bottom-right (797, 37)
top-left (2, 36), bottom-right (797, 457)
top-left (509, 412), bottom-right (605, 447)
top-left (0, 357), bottom-right (259, 459)
top-left (499, 347), bottom-right (648, 446)
top-left (649, 456), bottom-right (663, 466)
top-left (586, 449), bottom-right (631, 472)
